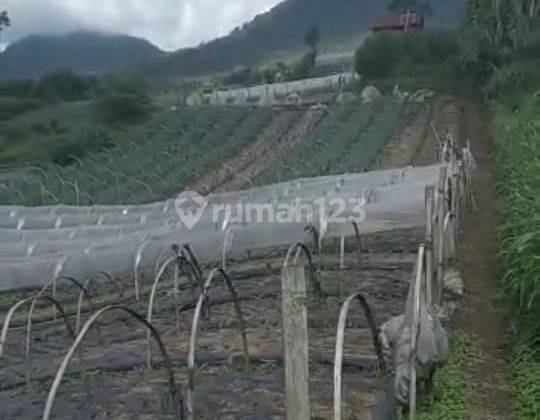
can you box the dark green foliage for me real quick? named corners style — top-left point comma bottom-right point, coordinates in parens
top-left (305, 26), bottom-right (321, 50)
top-left (460, 0), bottom-right (540, 98)
top-left (0, 97), bottom-right (43, 120)
top-left (418, 333), bottom-right (478, 419)
top-left (494, 98), bottom-right (540, 344)
top-left (511, 345), bottom-right (540, 419)
top-left (51, 126), bottom-right (114, 165)
top-left (493, 97), bottom-right (540, 419)
top-left (292, 50), bottom-right (317, 80)
top-left (0, 10), bottom-right (9, 31)
top-left (222, 67), bottom-right (263, 86)
top-left (96, 91), bottom-right (153, 124)
top-left (355, 30), bottom-right (459, 80)
top-left (355, 33), bottom-right (405, 78)
top-left (33, 70), bottom-right (96, 102)
top-left (0, 31), bottom-right (163, 79)
top-left (0, 79), bottom-right (34, 97)
top-left (0, 71), bottom-right (97, 105)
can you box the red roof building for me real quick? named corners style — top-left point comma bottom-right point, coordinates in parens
top-left (371, 12), bottom-right (425, 32)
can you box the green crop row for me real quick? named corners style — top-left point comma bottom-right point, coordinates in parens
top-left (0, 106), bottom-right (274, 205)
top-left (254, 97), bottom-right (404, 185)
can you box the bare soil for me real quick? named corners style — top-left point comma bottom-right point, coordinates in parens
top-left (0, 232), bottom-right (422, 419)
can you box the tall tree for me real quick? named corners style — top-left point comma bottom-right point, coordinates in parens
top-left (304, 26), bottom-right (320, 51)
top-left (0, 11), bottom-right (10, 31)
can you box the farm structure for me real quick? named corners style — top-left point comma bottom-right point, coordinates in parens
top-left (186, 72), bottom-right (359, 107)
top-left (371, 12), bottom-right (425, 32)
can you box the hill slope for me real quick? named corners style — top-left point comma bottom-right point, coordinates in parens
top-left (0, 0), bottom-right (463, 80)
top-left (151, 0), bottom-right (463, 78)
top-left (0, 32), bottom-right (164, 79)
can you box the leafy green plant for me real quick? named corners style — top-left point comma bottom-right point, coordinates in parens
top-left (418, 333), bottom-right (478, 420)
top-left (355, 31), bottom-right (459, 80)
top-left (0, 96), bottom-right (43, 121)
top-left (96, 90), bottom-right (153, 123)
top-left (494, 97), bottom-right (540, 340)
top-left (460, 0), bottom-right (540, 96)
top-left (32, 70), bottom-right (96, 102)
top-left (355, 33), bottom-right (404, 78)
top-left (492, 96), bottom-right (539, 419)
top-left (511, 345), bottom-right (540, 419)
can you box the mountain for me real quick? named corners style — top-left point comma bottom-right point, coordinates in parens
top-left (0, 32), bottom-right (164, 79)
top-left (150, 0), bottom-right (463, 78)
top-left (0, 0), bottom-right (463, 80)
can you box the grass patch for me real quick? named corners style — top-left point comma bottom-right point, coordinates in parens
top-left (493, 97), bottom-right (540, 337)
top-left (417, 332), bottom-right (478, 420)
top-left (492, 95), bottom-right (540, 419)
top-left (510, 345), bottom-right (540, 419)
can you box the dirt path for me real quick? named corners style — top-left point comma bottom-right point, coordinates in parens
top-left (376, 101), bottom-right (433, 169)
top-left (455, 98), bottom-right (512, 419)
top-left (217, 106), bottom-right (326, 192)
top-left (191, 107), bottom-right (326, 194)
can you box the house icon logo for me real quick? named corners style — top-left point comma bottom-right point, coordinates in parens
top-left (174, 191), bottom-right (208, 230)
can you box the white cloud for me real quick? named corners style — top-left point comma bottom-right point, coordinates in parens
top-left (0, 0), bottom-right (282, 51)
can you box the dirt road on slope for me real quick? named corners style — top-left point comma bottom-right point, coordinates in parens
top-left (455, 98), bottom-right (512, 419)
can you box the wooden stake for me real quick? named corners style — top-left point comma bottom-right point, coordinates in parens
top-left (281, 263), bottom-right (310, 420)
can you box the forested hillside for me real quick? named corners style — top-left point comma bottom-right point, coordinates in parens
top-left (0, 32), bottom-right (164, 79)
top-left (150, 0), bottom-right (462, 77)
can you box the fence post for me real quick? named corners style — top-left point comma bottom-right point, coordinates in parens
top-left (409, 244), bottom-right (425, 420)
top-left (436, 167), bottom-right (447, 305)
top-left (424, 187), bottom-right (435, 307)
top-left (339, 235), bottom-right (346, 270)
top-left (281, 262), bottom-right (310, 420)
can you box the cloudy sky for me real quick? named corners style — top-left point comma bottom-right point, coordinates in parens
top-left (0, 0), bottom-right (283, 51)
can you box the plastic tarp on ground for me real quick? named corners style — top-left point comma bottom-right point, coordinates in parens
top-left (0, 164), bottom-right (444, 291)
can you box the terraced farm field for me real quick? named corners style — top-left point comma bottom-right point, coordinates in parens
top-left (0, 107), bottom-right (275, 205)
top-left (253, 98), bottom-right (406, 185)
top-left (0, 95), bottom-right (472, 420)
top-left (0, 97), bottom-right (411, 205)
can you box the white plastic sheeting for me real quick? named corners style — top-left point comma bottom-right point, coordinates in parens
top-left (0, 164), bottom-right (444, 291)
top-left (186, 73), bottom-right (360, 107)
